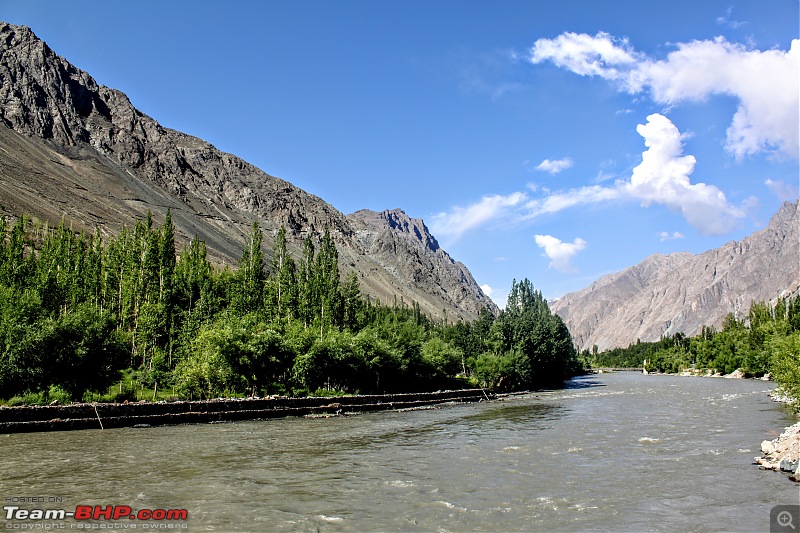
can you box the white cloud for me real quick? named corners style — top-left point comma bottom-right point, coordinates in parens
top-left (524, 184), bottom-right (622, 218)
top-left (535, 157), bottom-right (574, 174)
top-left (526, 114), bottom-right (744, 234)
top-left (531, 33), bottom-right (800, 159)
top-left (765, 179), bottom-right (800, 201)
top-left (623, 114), bottom-right (744, 234)
top-left (481, 282), bottom-right (508, 308)
top-left (659, 231), bottom-right (685, 241)
top-left (534, 234), bottom-right (587, 273)
top-left (531, 31), bottom-right (641, 79)
top-left (428, 116), bottom-right (745, 240)
top-left (429, 191), bottom-right (527, 242)
top-left (480, 284), bottom-right (493, 297)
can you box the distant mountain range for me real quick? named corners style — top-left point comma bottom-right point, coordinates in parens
top-left (551, 201), bottom-right (800, 351)
top-left (0, 22), bottom-right (496, 320)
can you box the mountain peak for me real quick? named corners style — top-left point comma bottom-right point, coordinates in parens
top-left (349, 208), bottom-right (440, 253)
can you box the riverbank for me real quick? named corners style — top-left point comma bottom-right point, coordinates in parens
top-left (756, 420), bottom-right (800, 481)
top-left (644, 368), bottom-right (768, 380)
top-left (0, 389), bottom-right (494, 433)
top-left (590, 368), bottom-right (763, 379)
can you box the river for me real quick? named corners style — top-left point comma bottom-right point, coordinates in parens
top-left (2, 372), bottom-right (798, 532)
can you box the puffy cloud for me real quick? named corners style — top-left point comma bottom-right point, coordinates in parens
top-left (765, 179), bottom-right (800, 201)
top-left (429, 192), bottom-right (527, 242)
top-left (534, 234), bottom-right (587, 273)
top-left (535, 157), bottom-right (574, 174)
top-left (624, 114), bottom-right (744, 234)
top-left (531, 33), bottom-right (800, 159)
top-left (526, 114), bottom-right (744, 234)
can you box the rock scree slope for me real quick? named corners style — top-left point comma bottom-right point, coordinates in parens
top-left (0, 22), bottom-right (496, 320)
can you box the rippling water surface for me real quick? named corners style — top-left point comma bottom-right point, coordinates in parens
top-left (3, 373), bottom-right (799, 531)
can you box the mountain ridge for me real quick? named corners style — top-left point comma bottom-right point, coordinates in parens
top-left (551, 201), bottom-right (800, 351)
top-left (0, 22), bottom-right (497, 320)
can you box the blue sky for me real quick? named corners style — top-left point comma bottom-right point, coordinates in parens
top-left (2, 1), bottom-right (798, 306)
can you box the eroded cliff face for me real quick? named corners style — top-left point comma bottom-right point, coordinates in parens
top-left (551, 201), bottom-right (800, 351)
top-left (0, 22), bottom-right (496, 321)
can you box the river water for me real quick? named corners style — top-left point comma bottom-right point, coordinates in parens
top-left (2, 373), bottom-right (799, 532)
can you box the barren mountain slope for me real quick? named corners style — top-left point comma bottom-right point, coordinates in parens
top-left (551, 201), bottom-right (800, 351)
top-left (347, 209), bottom-right (495, 316)
top-left (0, 22), bottom-right (496, 320)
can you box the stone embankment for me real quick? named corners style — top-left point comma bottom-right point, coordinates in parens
top-left (0, 389), bottom-right (493, 434)
top-left (756, 421), bottom-right (800, 481)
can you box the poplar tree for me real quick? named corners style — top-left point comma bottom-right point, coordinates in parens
top-left (298, 235), bottom-right (316, 327)
top-left (158, 210), bottom-right (177, 361)
top-left (175, 236), bottom-right (213, 317)
top-left (316, 227), bottom-right (341, 331)
top-left (341, 272), bottom-right (362, 331)
top-left (269, 226), bottom-right (297, 325)
top-left (233, 221), bottom-right (266, 315)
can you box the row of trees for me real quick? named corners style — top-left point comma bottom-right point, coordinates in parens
top-left (586, 297), bottom-right (800, 404)
top-left (0, 212), bottom-right (580, 403)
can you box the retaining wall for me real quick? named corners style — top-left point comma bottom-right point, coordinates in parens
top-left (0, 389), bottom-right (493, 433)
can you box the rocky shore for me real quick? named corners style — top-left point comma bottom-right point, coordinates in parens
top-left (0, 389), bottom-right (493, 434)
top-left (756, 421), bottom-right (800, 481)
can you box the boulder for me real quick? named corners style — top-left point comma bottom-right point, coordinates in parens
top-left (781, 458), bottom-right (800, 472)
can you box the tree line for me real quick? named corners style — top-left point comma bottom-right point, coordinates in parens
top-left (586, 297), bottom-right (800, 404)
top-left (0, 212), bottom-right (580, 404)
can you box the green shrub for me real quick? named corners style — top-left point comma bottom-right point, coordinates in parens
top-left (47, 385), bottom-right (72, 404)
top-left (6, 390), bottom-right (45, 405)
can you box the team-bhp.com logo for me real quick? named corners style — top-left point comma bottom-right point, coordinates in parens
top-left (5, 504), bottom-right (188, 528)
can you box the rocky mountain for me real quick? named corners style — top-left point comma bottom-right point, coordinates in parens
top-left (0, 22), bottom-right (496, 320)
top-left (551, 201), bottom-right (800, 351)
top-left (347, 209), bottom-right (490, 316)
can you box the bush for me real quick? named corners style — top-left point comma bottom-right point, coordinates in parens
top-left (47, 385), bottom-right (72, 404)
top-left (4, 386), bottom-right (71, 405)
top-left (6, 393), bottom-right (39, 406)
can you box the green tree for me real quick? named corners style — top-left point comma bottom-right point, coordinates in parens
top-left (316, 227), bottom-right (342, 332)
top-left (298, 236), bottom-right (316, 327)
top-left (488, 278), bottom-right (579, 388)
top-left (232, 221), bottom-right (267, 316)
top-left (770, 332), bottom-right (800, 405)
top-left (268, 226), bottom-right (298, 325)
